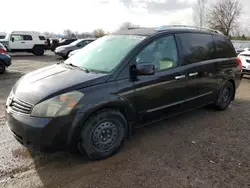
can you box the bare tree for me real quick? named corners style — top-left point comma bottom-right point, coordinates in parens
top-left (206, 0), bottom-right (242, 36)
top-left (119, 21), bottom-right (139, 30)
top-left (193, 0), bottom-right (207, 28)
top-left (93, 29), bottom-right (106, 38)
top-left (63, 29), bottom-right (76, 38)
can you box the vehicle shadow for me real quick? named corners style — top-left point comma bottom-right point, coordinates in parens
top-left (24, 98), bottom-right (250, 187)
top-left (10, 52), bottom-right (61, 63)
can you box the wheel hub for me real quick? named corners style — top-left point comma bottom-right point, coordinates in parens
top-left (92, 121), bottom-right (118, 149)
top-left (222, 87), bottom-right (230, 102)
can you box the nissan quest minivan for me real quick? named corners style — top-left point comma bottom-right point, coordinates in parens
top-left (5, 26), bottom-right (242, 160)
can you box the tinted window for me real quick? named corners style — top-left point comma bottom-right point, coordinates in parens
top-left (23, 35), bottom-right (32, 40)
top-left (136, 35), bottom-right (178, 71)
top-left (177, 33), bottom-right (215, 64)
top-left (213, 35), bottom-right (236, 58)
top-left (39, 36), bottom-right (46, 40)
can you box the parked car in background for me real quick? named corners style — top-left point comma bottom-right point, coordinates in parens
top-left (0, 31), bottom-right (48, 56)
top-left (50, 38), bottom-right (77, 52)
top-left (238, 50), bottom-right (250, 76)
top-left (0, 43), bottom-right (11, 74)
top-left (0, 32), bottom-right (6, 40)
top-left (6, 25), bottom-right (242, 160)
top-left (54, 38), bottom-right (95, 59)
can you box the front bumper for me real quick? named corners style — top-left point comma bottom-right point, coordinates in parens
top-left (5, 109), bottom-right (75, 151)
top-left (54, 50), bottom-right (67, 58)
top-left (242, 68), bottom-right (250, 75)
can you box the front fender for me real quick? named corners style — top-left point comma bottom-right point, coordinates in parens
top-left (67, 94), bottom-right (136, 149)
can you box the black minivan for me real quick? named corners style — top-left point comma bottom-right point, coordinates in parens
top-left (6, 26), bottom-right (242, 160)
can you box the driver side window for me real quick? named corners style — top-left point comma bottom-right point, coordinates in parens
top-left (136, 35), bottom-right (178, 71)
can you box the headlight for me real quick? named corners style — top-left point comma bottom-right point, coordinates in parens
top-left (31, 91), bottom-right (84, 117)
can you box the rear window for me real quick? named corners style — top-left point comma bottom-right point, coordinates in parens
top-left (177, 33), bottom-right (215, 64)
top-left (213, 35), bottom-right (236, 58)
top-left (39, 36), bottom-right (46, 40)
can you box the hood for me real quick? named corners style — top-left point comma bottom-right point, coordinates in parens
top-left (57, 44), bottom-right (76, 51)
top-left (13, 64), bottom-right (108, 104)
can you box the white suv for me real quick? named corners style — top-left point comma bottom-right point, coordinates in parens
top-left (0, 31), bottom-right (48, 56)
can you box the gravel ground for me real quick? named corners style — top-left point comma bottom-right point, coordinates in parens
top-left (0, 52), bottom-right (250, 188)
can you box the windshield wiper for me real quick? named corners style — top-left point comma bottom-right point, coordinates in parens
top-left (68, 63), bottom-right (89, 73)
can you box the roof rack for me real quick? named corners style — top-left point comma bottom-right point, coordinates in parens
top-left (11, 31), bottom-right (42, 35)
top-left (155, 25), bottom-right (223, 35)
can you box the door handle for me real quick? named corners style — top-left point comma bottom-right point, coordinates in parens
top-left (175, 75), bottom-right (186, 80)
top-left (189, 72), bottom-right (198, 77)
top-left (21, 42), bottom-right (25, 43)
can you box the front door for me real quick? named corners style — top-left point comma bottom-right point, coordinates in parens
top-left (132, 34), bottom-right (187, 124)
top-left (9, 34), bottom-right (33, 50)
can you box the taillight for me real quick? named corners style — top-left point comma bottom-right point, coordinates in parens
top-left (0, 48), bottom-right (6, 54)
top-left (237, 57), bottom-right (242, 71)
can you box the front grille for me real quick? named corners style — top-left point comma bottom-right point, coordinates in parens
top-left (10, 97), bottom-right (33, 115)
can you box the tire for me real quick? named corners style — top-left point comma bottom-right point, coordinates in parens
top-left (32, 46), bottom-right (44, 56)
top-left (0, 61), bottom-right (6, 74)
top-left (78, 109), bottom-right (127, 160)
top-left (214, 81), bottom-right (235, 111)
top-left (66, 51), bottom-right (72, 59)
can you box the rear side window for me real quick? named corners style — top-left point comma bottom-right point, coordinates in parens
top-left (23, 35), bottom-right (32, 40)
top-left (177, 33), bottom-right (215, 64)
top-left (39, 36), bottom-right (46, 40)
top-left (213, 35), bottom-right (236, 58)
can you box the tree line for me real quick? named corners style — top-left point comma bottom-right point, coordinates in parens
top-left (43, 21), bottom-right (139, 39)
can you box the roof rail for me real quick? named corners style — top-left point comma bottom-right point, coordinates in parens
top-left (155, 25), bottom-right (223, 35)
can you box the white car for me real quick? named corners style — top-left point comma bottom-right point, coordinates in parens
top-left (0, 32), bottom-right (6, 40)
top-left (68, 49), bottom-right (81, 58)
top-left (238, 50), bottom-right (250, 76)
top-left (0, 31), bottom-right (49, 56)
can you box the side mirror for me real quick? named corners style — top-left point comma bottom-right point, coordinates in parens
top-left (11, 37), bottom-right (14, 42)
top-left (136, 63), bottom-right (155, 75)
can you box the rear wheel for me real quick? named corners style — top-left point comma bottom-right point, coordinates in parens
top-left (0, 61), bottom-right (6, 74)
top-left (78, 109), bottom-right (127, 160)
top-left (32, 46), bottom-right (44, 56)
top-left (214, 81), bottom-right (235, 110)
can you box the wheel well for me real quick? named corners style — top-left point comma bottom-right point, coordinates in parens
top-left (228, 79), bottom-right (236, 100)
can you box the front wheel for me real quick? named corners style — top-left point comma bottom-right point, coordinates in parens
top-left (32, 46), bottom-right (44, 56)
top-left (214, 81), bottom-right (235, 110)
top-left (78, 110), bottom-right (127, 160)
top-left (0, 61), bottom-right (6, 74)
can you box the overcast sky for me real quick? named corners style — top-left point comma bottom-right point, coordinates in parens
top-left (1, 0), bottom-right (250, 34)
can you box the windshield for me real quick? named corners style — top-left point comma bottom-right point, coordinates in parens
top-left (70, 39), bottom-right (83, 46)
top-left (64, 35), bottom-right (146, 73)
